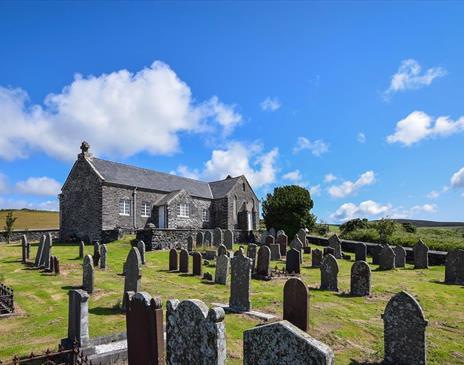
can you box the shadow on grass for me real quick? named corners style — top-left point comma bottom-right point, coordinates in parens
top-left (178, 273), bottom-right (192, 277)
top-left (430, 279), bottom-right (463, 287)
top-left (349, 360), bottom-right (383, 365)
top-left (89, 306), bottom-right (122, 316)
top-left (61, 285), bottom-right (82, 290)
top-left (69, 257), bottom-right (83, 261)
top-left (3, 258), bottom-right (23, 264)
top-left (199, 280), bottom-right (216, 286)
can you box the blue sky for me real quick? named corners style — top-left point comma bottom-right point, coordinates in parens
top-left (0, 2), bottom-right (463, 223)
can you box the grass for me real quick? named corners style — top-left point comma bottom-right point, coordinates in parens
top-left (0, 209), bottom-right (59, 230)
top-left (1, 236), bottom-right (463, 364)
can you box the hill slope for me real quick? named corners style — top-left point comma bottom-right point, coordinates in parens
top-left (0, 209), bottom-right (59, 230)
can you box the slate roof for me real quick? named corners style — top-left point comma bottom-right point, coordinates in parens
top-left (88, 158), bottom-right (239, 199)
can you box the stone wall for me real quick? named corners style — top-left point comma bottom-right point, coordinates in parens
top-left (165, 191), bottom-right (212, 229)
top-left (226, 176), bottom-right (259, 230)
top-left (0, 229), bottom-right (59, 243)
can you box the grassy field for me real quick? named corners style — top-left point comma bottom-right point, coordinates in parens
top-left (0, 209), bottom-right (59, 230)
top-left (1, 236), bottom-right (463, 364)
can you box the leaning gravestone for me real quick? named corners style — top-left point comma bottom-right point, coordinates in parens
top-left (297, 228), bottom-right (307, 247)
top-left (393, 245), bottom-right (406, 268)
top-left (320, 254), bottom-right (339, 291)
top-left (445, 249), bottom-right (464, 285)
top-left (379, 245), bottom-right (396, 270)
top-left (243, 320), bottom-right (334, 365)
top-left (92, 241), bottom-right (100, 267)
top-left (286, 248), bottom-right (301, 274)
top-left (166, 299), bottom-right (226, 365)
top-left (217, 244), bottom-right (228, 258)
top-left (204, 231), bottom-right (213, 247)
top-left (270, 244), bottom-right (281, 261)
top-left (283, 277), bottom-right (309, 332)
top-left (382, 291), bottom-right (428, 365)
top-left (276, 232), bottom-right (288, 256)
top-left (229, 249), bottom-right (252, 312)
top-left (99, 244), bottom-right (108, 269)
top-left (137, 240), bottom-right (146, 265)
top-left (256, 245), bottom-right (271, 278)
top-left (196, 231), bottom-right (204, 247)
top-left (169, 249), bottom-right (178, 271)
top-left (223, 229), bottom-right (233, 249)
top-left (34, 235), bottom-right (45, 267)
top-left (355, 242), bottom-right (367, 262)
top-left (213, 227), bottom-right (223, 246)
top-left (187, 236), bottom-right (195, 252)
top-left (79, 241), bottom-right (85, 259)
top-left (192, 251), bottom-right (203, 276)
top-left (215, 253), bottom-right (230, 285)
top-left (414, 240), bottom-right (429, 269)
top-left (21, 235), bottom-right (28, 263)
top-left (40, 233), bottom-right (53, 270)
top-left (328, 234), bottom-right (342, 259)
top-left (323, 247), bottom-right (335, 256)
top-left (350, 261), bottom-right (371, 296)
top-left (265, 235), bottom-right (275, 246)
top-left (179, 249), bottom-right (189, 273)
top-left (312, 249), bottom-right (322, 268)
top-left (82, 255), bottom-right (94, 294)
top-left (247, 244), bottom-right (257, 273)
top-left (290, 236), bottom-right (303, 264)
top-left (123, 247), bottom-right (142, 309)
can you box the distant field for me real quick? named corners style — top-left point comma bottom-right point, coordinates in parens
top-left (0, 210), bottom-right (59, 230)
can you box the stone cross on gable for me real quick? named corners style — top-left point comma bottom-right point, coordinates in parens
top-left (79, 141), bottom-right (92, 158)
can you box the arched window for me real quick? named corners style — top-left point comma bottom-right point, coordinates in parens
top-left (233, 195), bottom-right (237, 221)
top-left (242, 182), bottom-right (246, 192)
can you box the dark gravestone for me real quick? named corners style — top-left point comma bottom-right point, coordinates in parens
top-left (67, 289), bottom-right (90, 346)
top-left (217, 244), bottom-right (228, 258)
top-left (256, 245), bottom-right (271, 278)
top-left (290, 236), bottom-right (303, 264)
top-left (393, 245), bottom-right (406, 268)
top-left (323, 247), bottom-right (335, 256)
top-left (187, 236), bottom-right (195, 252)
top-left (328, 234), bottom-right (342, 259)
top-left (34, 235), bottom-right (45, 267)
top-left (320, 254), bottom-right (339, 291)
top-left (204, 231), bottom-right (213, 247)
top-left (82, 255), bottom-right (94, 294)
top-left (53, 256), bottom-right (60, 275)
top-left (92, 241), bottom-right (100, 267)
top-left (268, 227), bottom-right (276, 237)
top-left (350, 261), bottom-right (371, 296)
top-left (196, 231), bottom-right (204, 247)
top-left (297, 228), bottom-right (307, 247)
top-left (445, 249), bottom-right (464, 285)
top-left (79, 241), bottom-right (85, 259)
top-left (223, 229), bottom-right (234, 249)
top-left (49, 256), bottom-right (55, 273)
top-left (311, 249), bottom-right (322, 268)
top-left (213, 227), bottom-right (223, 246)
top-left (123, 248), bottom-right (142, 310)
top-left (270, 244), bottom-right (281, 261)
top-left (414, 240), bottom-right (429, 269)
top-left (264, 235), bottom-right (275, 247)
top-left (40, 233), bottom-right (53, 269)
top-left (355, 242), bottom-right (367, 262)
top-left (229, 249), bottom-right (252, 312)
top-left (283, 277), bottom-right (309, 332)
top-left (246, 244), bottom-right (257, 273)
top-left (125, 292), bottom-right (164, 365)
top-left (21, 235), bottom-right (28, 263)
top-left (192, 252), bottom-right (203, 276)
top-left (137, 240), bottom-right (146, 265)
top-left (169, 249), bottom-right (178, 271)
top-left (276, 232), bottom-right (288, 256)
top-left (371, 244), bottom-right (382, 265)
top-left (99, 244), bottom-right (108, 270)
top-left (382, 291), bottom-right (428, 365)
top-left (215, 253), bottom-right (230, 285)
top-left (179, 249), bottom-right (189, 273)
top-left (286, 248), bottom-right (301, 274)
top-left (379, 245), bottom-right (396, 270)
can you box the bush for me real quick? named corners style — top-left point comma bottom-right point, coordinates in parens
top-left (3, 211), bottom-right (17, 244)
top-left (402, 222), bottom-right (417, 233)
top-left (375, 218), bottom-right (397, 244)
top-left (340, 218), bottom-right (370, 235)
top-left (314, 222), bottom-right (330, 236)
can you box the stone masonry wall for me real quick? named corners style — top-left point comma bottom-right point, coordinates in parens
top-left (226, 177), bottom-right (260, 230)
top-left (0, 229), bottom-right (59, 243)
top-left (165, 191), bottom-right (212, 229)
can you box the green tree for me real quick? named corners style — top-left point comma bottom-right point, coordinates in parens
top-left (375, 218), bottom-right (396, 244)
top-left (402, 222), bottom-right (417, 233)
top-left (340, 218), bottom-right (370, 235)
top-left (262, 185), bottom-right (316, 239)
top-left (3, 211), bottom-right (18, 244)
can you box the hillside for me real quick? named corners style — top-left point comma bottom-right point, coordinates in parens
top-left (0, 209), bottom-right (59, 230)
top-left (391, 219), bottom-right (464, 228)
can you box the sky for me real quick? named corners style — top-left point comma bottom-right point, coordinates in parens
top-left (0, 1), bottom-right (463, 223)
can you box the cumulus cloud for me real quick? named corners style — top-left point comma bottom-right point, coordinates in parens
top-left (410, 204), bottom-right (437, 214)
top-left (427, 190), bottom-right (440, 199)
top-left (328, 171), bottom-right (376, 198)
top-left (387, 111), bottom-right (464, 146)
top-left (260, 97), bottom-right (281, 112)
top-left (357, 132), bottom-right (366, 144)
top-left (0, 197), bottom-right (59, 211)
top-left (282, 170), bottom-right (302, 182)
top-left (16, 176), bottom-right (62, 196)
top-left (451, 167), bottom-right (464, 188)
top-left (0, 61), bottom-right (242, 161)
top-left (324, 173), bottom-right (337, 183)
top-left (174, 141), bottom-right (278, 188)
top-left (384, 59), bottom-right (446, 98)
top-left (309, 184), bottom-right (321, 197)
top-left (293, 137), bottom-right (329, 156)
top-left (330, 200), bottom-right (391, 222)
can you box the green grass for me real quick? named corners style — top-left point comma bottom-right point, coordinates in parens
top-left (1, 236), bottom-right (463, 364)
top-left (0, 209), bottom-right (59, 230)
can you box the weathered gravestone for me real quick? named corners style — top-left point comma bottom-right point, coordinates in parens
top-left (123, 247), bottom-right (142, 309)
top-left (445, 249), bottom-right (464, 285)
top-left (49, 255), bottom-right (55, 273)
top-left (99, 244), bottom-right (108, 269)
top-left (137, 240), bottom-right (146, 265)
top-left (297, 228), bottom-right (307, 247)
top-left (270, 244), bottom-right (281, 261)
top-left (276, 232), bottom-right (288, 256)
top-left (290, 236), bottom-right (303, 264)
top-left (256, 245), bottom-right (271, 278)
top-left (414, 240), bottom-right (429, 269)
top-left (217, 244), bottom-right (228, 258)
top-left (312, 249), bottom-right (323, 268)
top-left (34, 235), bottom-right (45, 267)
top-left (82, 255), bottom-right (94, 294)
top-left (229, 249), bottom-right (252, 312)
top-left (187, 236), bottom-right (195, 252)
top-left (53, 256), bottom-right (60, 275)
top-left (371, 244), bottom-right (382, 265)
top-left (260, 231), bottom-right (268, 245)
top-left (243, 320), bottom-right (334, 365)
top-left (21, 235), bottom-right (28, 263)
top-left (92, 241), bottom-right (100, 267)
top-left (320, 254), bottom-right (338, 291)
top-left (350, 261), bottom-right (371, 296)
top-left (125, 292), bottom-right (164, 365)
top-left (268, 227), bottom-right (276, 237)
top-left (215, 253), bottom-right (230, 285)
top-left (393, 245), bottom-right (406, 268)
top-left (265, 235), bottom-right (275, 246)
top-left (283, 278), bottom-right (309, 332)
top-left (328, 234), bottom-right (342, 259)
top-left (379, 245), bottom-right (396, 270)
top-left (192, 251), bottom-right (203, 276)
top-left (79, 241), bottom-right (85, 259)
top-left (166, 299), bottom-right (226, 365)
top-left (67, 289), bottom-right (89, 346)
top-left (247, 243), bottom-right (257, 273)
top-left (323, 247), bottom-right (335, 256)
top-left (286, 248), bottom-right (301, 274)
top-left (382, 291), bottom-right (428, 365)
top-left (179, 249), bottom-right (189, 273)
top-left (204, 231), bottom-right (213, 247)
top-left (196, 231), bottom-right (204, 247)
top-left (213, 227), bottom-right (223, 246)
top-left (40, 233), bottom-right (53, 269)
top-left (223, 229), bottom-right (233, 249)
top-left (355, 242), bottom-right (367, 262)
top-left (169, 249), bottom-right (178, 271)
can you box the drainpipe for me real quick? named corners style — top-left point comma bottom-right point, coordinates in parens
top-left (133, 187), bottom-right (137, 230)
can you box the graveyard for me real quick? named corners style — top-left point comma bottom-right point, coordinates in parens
top-left (0, 235), bottom-right (463, 364)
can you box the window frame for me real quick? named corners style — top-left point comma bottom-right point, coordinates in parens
top-left (141, 201), bottom-right (151, 217)
top-left (202, 208), bottom-right (209, 222)
top-left (119, 198), bottom-right (131, 216)
top-left (177, 203), bottom-right (190, 218)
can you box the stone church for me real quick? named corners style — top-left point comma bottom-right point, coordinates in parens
top-left (59, 142), bottom-right (260, 242)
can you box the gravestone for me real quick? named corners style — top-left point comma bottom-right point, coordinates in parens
top-left (92, 241), bottom-right (100, 267)
top-left (123, 247), bottom-right (142, 309)
top-left (169, 249), bottom-right (178, 271)
top-left (137, 240), bottom-right (146, 265)
top-left (328, 234), bottom-right (342, 259)
top-left (393, 245), bottom-right (406, 268)
top-left (53, 256), bottom-right (60, 274)
top-left (290, 236), bottom-right (303, 263)
top-left (414, 240), bottom-right (429, 269)
top-left (382, 291), bottom-right (428, 365)
top-left (350, 261), bottom-right (371, 296)
top-left (192, 251), bottom-right (203, 276)
top-left (297, 228), bottom-right (307, 247)
top-left (371, 244), bottom-right (382, 265)
top-left (166, 299), bottom-right (226, 365)
top-left (125, 292), bottom-right (164, 365)
top-left (34, 235), bottom-right (45, 267)
top-left (215, 253), bottom-right (230, 285)
top-left (276, 229), bottom-right (285, 236)
top-left (40, 233), bottom-right (53, 269)
top-left (67, 289), bottom-right (90, 346)
top-left (270, 244), bottom-right (281, 261)
top-left (229, 249), bottom-right (252, 312)
top-left (286, 248), bottom-right (301, 274)
top-left (379, 245), bottom-right (396, 270)
top-left (82, 255), bottom-right (94, 294)
top-left (265, 235), bottom-right (275, 246)
top-left (99, 244), bottom-right (108, 269)
top-left (312, 249), bottom-right (323, 268)
top-left (204, 231), bottom-right (213, 247)
top-left (187, 236), bottom-right (195, 252)
top-left (243, 320), bottom-right (334, 365)
top-left (276, 232), bottom-right (288, 256)
top-left (256, 245), bottom-right (271, 278)
top-left (21, 235), bottom-right (28, 263)
top-left (268, 227), bottom-right (276, 237)
top-left (323, 247), bottom-right (335, 256)
top-left (196, 231), bottom-right (204, 247)
top-left (79, 241), bottom-right (85, 259)
top-left (260, 231), bottom-right (268, 245)
top-left (179, 249), bottom-right (189, 273)
top-left (283, 278), bottom-right (309, 332)
top-left (445, 249), bottom-right (464, 285)
top-left (247, 243), bottom-right (257, 273)
top-left (217, 244), bottom-right (228, 258)
top-left (355, 242), bottom-right (367, 262)
top-left (49, 256), bottom-right (55, 273)
top-left (223, 229), bottom-right (233, 249)
top-left (320, 254), bottom-right (339, 291)
top-left (213, 227), bottom-right (223, 246)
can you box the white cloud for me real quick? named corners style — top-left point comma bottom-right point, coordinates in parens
top-left (293, 137), bottom-right (329, 156)
top-left (0, 173), bottom-right (7, 194)
top-left (309, 184), bottom-right (321, 197)
top-left (387, 111), bottom-right (464, 146)
top-left (0, 197), bottom-right (59, 211)
top-left (0, 61), bottom-right (242, 161)
top-left (328, 171), bottom-right (376, 198)
top-left (357, 132), bottom-right (366, 144)
top-left (384, 59), bottom-right (446, 98)
top-left (282, 170), bottom-right (302, 182)
top-left (427, 190), bottom-right (440, 199)
top-left (16, 176), bottom-right (62, 196)
top-left (174, 141), bottom-right (278, 188)
top-left (324, 173), bottom-right (337, 183)
top-left (410, 204), bottom-right (437, 214)
top-left (330, 200), bottom-right (391, 222)
top-left (260, 97), bottom-right (281, 112)
top-left (451, 167), bottom-right (464, 188)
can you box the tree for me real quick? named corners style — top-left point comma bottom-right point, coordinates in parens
top-left (375, 218), bottom-right (396, 244)
top-left (402, 222), bottom-right (417, 233)
top-left (339, 218), bottom-right (369, 235)
top-left (262, 185), bottom-right (316, 239)
top-left (3, 211), bottom-right (18, 244)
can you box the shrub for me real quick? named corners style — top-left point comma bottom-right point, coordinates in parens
top-left (3, 211), bottom-right (17, 244)
top-left (340, 218), bottom-right (370, 235)
top-left (375, 218), bottom-right (396, 244)
top-left (402, 222), bottom-right (417, 233)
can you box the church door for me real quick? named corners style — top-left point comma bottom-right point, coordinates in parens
top-left (158, 206), bottom-right (165, 228)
